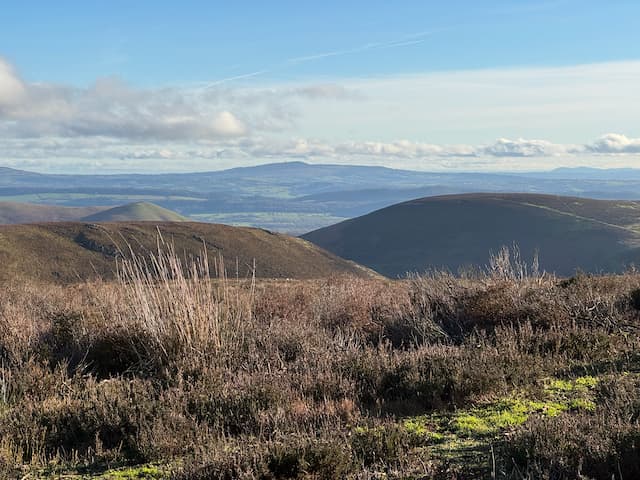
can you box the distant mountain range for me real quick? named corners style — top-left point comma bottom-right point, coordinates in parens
top-left (303, 193), bottom-right (640, 277)
top-left (0, 221), bottom-right (372, 283)
top-left (2, 162), bottom-right (640, 233)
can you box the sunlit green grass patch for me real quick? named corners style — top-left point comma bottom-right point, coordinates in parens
top-left (35, 463), bottom-right (167, 479)
top-left (391, 375), bottom-right (602, 452)
top-left (101, 464), bottom-right (165, 479)
top-left (545, 375), bottom-right (599, 394)
top-left (453, 398), bottom-right (568, 436)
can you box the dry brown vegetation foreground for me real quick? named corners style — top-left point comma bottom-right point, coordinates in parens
top-left (1, 248), bottom-right (640, 479)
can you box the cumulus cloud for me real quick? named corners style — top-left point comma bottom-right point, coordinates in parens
top-left (586, 133), bottom-right (640, 154)
top-left (0, 56), bottom-right (368, 144)
top-left (481, 138), bottom-right (580, 157)
top-left (0, 57), bottom-right (251, 140)
top-left (0, 58), bottom-right (26, 108)
top-left (211, 111), bottom-right (246, 136)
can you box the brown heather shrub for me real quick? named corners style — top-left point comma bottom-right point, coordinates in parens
top-left (2, 246), bottom-right (640, 478)
top-left (310, 276), bottom-right (408, 338)
top-left (171, 435), bottom-right (357, 480)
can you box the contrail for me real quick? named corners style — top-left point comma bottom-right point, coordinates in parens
top-left (205, 70), bottom-right (270, 88)
top-left (286, 29), bottom-right (441, 65)
top-left (204, 28), bottom-right (445, 88)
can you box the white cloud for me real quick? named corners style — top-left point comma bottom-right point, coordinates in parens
top-left (2, 133), bottom-right (639, 161)
top-left (0, 56), bottom-right (367, 143)
top-left (211, 111), bottom-right (246, 136)
top-left (587, 133), bottom-right (640, 154)
top-left (481, 138), bottom-right (580, 157)
top-left (2, 132), bottom-right (640, 173)
top-left (0, 57), bottom-right (252, 141)
top-left (238, 137), bottom-right (593, 161)
top-left (333, 140), bottom-right (470, 158)
top-left (0, 58), bottom-right (26, 108)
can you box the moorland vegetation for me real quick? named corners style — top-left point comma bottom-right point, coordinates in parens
top-left (1, 246), bottom-right (639, 479)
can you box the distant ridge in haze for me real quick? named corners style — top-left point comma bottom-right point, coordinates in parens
top-left (303, 193), bottom-right (640, 277)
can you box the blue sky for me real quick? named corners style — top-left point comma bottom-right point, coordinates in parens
top-left (4, 1), bottom-right (640, 85)
top-left (1, 1), bottom-right (640, 172)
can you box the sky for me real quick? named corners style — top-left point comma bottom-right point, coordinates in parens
top-left (1, 0), bottom-right (640, 173)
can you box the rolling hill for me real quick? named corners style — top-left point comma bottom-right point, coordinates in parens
top-left (81, 201), bottom-right (190, 222)
top-left (302, 193), bottom-right (640, 277)
top-left (0, 221), bottom-right (372, 283)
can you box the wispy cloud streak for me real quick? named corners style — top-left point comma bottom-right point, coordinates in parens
top-left (202, 29), bottom-right (443, 87)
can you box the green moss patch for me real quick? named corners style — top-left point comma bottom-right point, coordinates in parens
top-left (101, 465), bottom-right (165, 479)
top-left (362, 374), bottom-right (605, 475)
top-left (545, 375), bottom-right (599, 394)
top-left (453, 398), bottom-right (568, 436)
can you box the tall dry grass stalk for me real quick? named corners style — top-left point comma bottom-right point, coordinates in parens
top-left (115, 234), bottom-right (254, 364)
top-left (488, 244), bottom-right (544, 282)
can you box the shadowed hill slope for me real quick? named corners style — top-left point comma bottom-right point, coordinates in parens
top-left (0, 222), bottom-right (373, 283)
top-left (81, 202), bottom-right (190, 222)
top-left (303, 193), bottom-right (640, 277)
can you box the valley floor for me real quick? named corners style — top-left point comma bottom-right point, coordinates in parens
top-left (1, 254), bottom-right (639, 479)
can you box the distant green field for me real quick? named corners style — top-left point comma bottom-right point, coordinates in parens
top-left (190, 212), bottom-right (348, 234)
top-left (0, 193), bottom-right (206, 203)
top-left (230, 184), bottom-right (297, 198)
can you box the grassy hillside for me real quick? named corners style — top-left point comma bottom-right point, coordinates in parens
top-left (303, 193), bottom-right (640, 277)
top-left (81, 201), bottom-right (190, 222)
top-left (0, 221), bottom-right (372, 283)
top-left (0, 201), bottom-right (107, 224)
